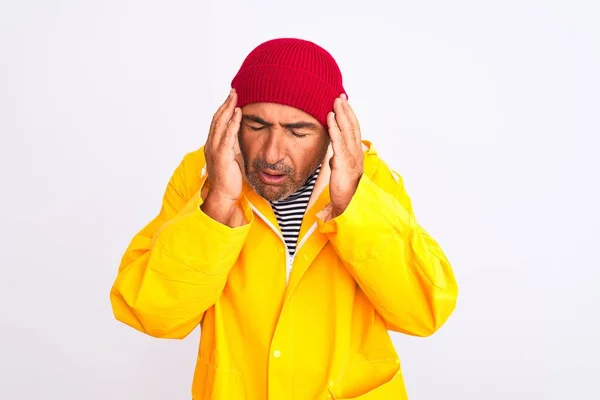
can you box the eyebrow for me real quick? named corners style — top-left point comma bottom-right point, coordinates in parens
top-left (242, 114), bottom-right (319, 130)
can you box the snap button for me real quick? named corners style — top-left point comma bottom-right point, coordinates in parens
top-left (303, 254), bottom-right (308, 260)
top-left (273, 350), bottom-right (281, 358)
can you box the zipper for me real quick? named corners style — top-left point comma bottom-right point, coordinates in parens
top-left (249, 204), bottom-right (292, 282)
top-left (249, 204), bottom-right (318, 284)
top-left (296, 222), bottom-right (318, 253)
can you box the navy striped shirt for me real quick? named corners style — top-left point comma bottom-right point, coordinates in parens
top-left (270, 166), bottom-right (320, 256)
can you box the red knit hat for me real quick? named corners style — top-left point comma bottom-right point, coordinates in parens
top-left (231, 38), bottom-right (346, 127)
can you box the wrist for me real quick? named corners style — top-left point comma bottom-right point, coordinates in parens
top-left (330, 176), bottom-right (362, 219)
top-left (201, 190), bottom-right (239, 227)
top-left (330, 205), bottom-right (347, 220)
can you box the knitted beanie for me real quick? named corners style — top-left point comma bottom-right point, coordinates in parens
top-left (231, 38), bottom-right (346, 127)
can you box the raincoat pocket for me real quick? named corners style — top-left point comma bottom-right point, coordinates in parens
top-left (328, 359), bottom-right (408, 400)
top-left (191, 362), bottom-right (246, 400)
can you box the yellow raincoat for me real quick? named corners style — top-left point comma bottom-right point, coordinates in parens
top-left (110, 141), bottom-right (458, 399)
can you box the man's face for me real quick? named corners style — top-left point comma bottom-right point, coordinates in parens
top-left (239, 102), bottom-right (330, 202)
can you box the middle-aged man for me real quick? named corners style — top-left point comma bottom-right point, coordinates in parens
top-left (110, 37), bottom-right (458, 399)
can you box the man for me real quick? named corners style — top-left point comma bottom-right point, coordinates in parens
top-left (110, 38), bottom-right (458, 399)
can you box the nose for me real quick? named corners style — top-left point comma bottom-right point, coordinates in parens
top-left (263, 130), bottom-right (285, 165)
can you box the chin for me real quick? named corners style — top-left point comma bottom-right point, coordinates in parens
top-left (259, 188), bottom-right (288, 202)
top-left (253, 184), bottom-right (291, 202)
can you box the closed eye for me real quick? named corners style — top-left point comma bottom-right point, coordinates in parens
top-left (290, 131), bottom-right (308, 138)
top-left (247, 125), bottom-right (265, 131)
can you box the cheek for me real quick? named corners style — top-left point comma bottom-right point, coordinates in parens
top-left (292, 141), bottom-right (326, 173)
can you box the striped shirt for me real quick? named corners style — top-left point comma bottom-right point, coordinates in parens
top-left (270, 166), bottom-right (320, 256)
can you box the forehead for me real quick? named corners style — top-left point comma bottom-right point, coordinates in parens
top-left (241, 102), bottom-right (320, 125)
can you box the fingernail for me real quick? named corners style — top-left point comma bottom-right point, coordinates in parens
top-left (341, 94), bottom-right (347, 100)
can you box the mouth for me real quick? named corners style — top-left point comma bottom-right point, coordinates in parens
top-left (258, 170), bottom-right (288, 185)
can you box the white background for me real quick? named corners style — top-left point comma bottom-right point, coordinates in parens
top-left (1, 0), bottom-right (599, 399)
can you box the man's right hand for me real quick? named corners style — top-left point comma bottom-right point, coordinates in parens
top-left (201, 89), bottom-right (244, 226)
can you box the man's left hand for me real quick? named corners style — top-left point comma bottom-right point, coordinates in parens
top-left (327, 94), bottom-right (364, 219)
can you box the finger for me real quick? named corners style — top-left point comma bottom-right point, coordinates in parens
top-left (212, 91), bottom-right (238, 148)
top-left (333, 97), bottom-right (357, 147)
top-left (340, 94), bottom-right (362, 146)
top-left (207, 90), bottom-right (235, 148)
top-left (233, 114), bottom-right (242, 155)
top-left (233, 112), bottom-right (244, 171)
top-left (327, 111), bottom-right (347, 158)
top-left (215, 89), bottom-right (236, 124)
top-left (204, 89), bottom-right (233, 149)
top-left (209, 89), bottom-right (234, 130)
top-left (333, 97), bottom-right (352, 135)
top-left (219, 107), bottom-right (242, 151)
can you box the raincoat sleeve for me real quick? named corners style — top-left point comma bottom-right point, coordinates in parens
top-left (318, 160), bottom-right (458, 337)
top-left (110, 151), bottom-right (254, 339)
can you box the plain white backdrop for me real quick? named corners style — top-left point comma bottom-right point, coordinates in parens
top-left (1, 0), bottom-right (599, 399)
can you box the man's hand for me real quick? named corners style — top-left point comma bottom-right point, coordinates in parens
top-left (201, 89), bottom-right (244, 226)
top-left (327, 94), bottom-right (364, 218)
